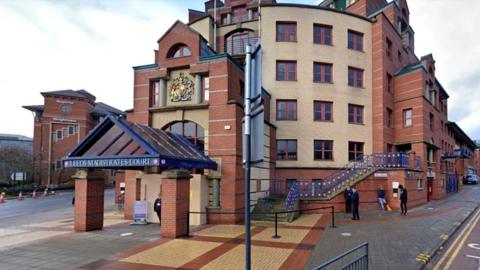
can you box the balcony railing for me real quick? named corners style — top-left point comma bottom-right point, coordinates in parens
top-left (225, 36), bottom-right (259, 56)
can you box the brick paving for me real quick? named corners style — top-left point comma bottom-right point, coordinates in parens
top-left (304, 185), bottom-right (480, 270)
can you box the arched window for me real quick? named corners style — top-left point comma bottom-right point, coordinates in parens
top-left (167, 44), bottom-right (191, 58)
top-left (225, 30), bottom-right (255, 55)
top-left (163, 121), bottom-right (205, 152)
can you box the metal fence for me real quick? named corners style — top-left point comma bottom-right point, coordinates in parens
top-left (314, 242), bottom-right (369, 270)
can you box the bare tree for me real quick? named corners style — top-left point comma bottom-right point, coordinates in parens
top-left (0, 146), bottom-right (33, 183)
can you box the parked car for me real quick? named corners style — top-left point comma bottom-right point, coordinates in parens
top-left (464, 175), bottom-right (479, 185)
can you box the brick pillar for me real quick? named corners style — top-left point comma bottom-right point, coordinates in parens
top-left (73, 169), bottom-right (105, 232)
top-left (160, 169), bottom-right (192, 238)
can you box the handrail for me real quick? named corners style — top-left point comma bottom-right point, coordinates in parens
top-left (313, 242), bottom-right (369, 270)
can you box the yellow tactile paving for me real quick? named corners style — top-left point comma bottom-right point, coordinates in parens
top-left (286, 214), bottom-right (322, 227)
top-left (201, 244), bottom-right (294, 270)
top-left (121, 239), bottom-right (222, 267)
top-left (252, 227), bottom-right (310, 243)
top-left (194, 224), bottom-right (251, 238)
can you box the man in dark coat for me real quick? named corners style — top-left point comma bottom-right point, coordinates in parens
top-left (154, 193), bottom-right (162, 225)
top-left (399, 185), bottom-right (408, 215)
top-left (351, 188), bottom-right (360, 220)
top-left (344, 187), bottom-right (353, 213)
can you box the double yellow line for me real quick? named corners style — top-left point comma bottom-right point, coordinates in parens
top-left (433, 208), bottom-right (480, 270)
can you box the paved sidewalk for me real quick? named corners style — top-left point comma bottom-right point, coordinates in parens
top-left (305, 185), bottom-right (480, 270)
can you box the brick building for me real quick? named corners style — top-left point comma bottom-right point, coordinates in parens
top-left (23, 90), bottom-right (124, 186)
top-left (59, 0), bottom-right (478, 234)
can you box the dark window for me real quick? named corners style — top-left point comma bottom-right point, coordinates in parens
top-left (386, 38), bottom-right (392, 58)
top-left (348, 30), bottom-right (363, 51)
top-left (168, 44), bottom-right (191, 58)
top-left (404, 109), bottom-right (413, 127)
top-left (348, 67), bottom-right (364, 87)
top-left (314, 101), bottom-right (333, 121)
top-left (387, 73), bottom-right (393, 93)
top-left (313, 24), bottom-right (332, 45)
top-left (56, 130), bottom-right (62, 140)
top-left (387, 143), bottom-right (394, 153)
top-left (429, 113), bottom-right (434, 130)
top-left (348, 141), bottom-right (364, 161)
top-left (63, 128), bottom-right (68, 137)
top-left (221, 14), bottom-right (229, 25)
top-left (314, 63), bottom-right (333, 83)
top-left (277, 140), bottom-right (297, 160)
top-left (276, 100), bottom-right (297, 120)
top-left (163, 121), bottom-right (205, 152)
top-left (276, 22), bottom-right (297, 42)
top-left (398, 50), bottom-right (402, 62)
top-left (314, 140), bottom-right (333, 160)
top-left (348, 104), bottom-right (364, 124)
top-left (225, 30), bottom-right (255, 55)
top-left (60, 104), bottom-right (70, 113)
top-left (387, 108), bottom-right (393, 128)
top-left (68, 126), bottom-right (75, 135)
top-left (276, 61), bottom-right (297, 81)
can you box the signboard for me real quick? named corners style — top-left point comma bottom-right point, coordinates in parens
top-left (120, 182), bottom-right (126, 194)
top-left (10, 172), bottom-right (26, 181)
top-left (133, 201), bottom-right (148, 220)
top-left (64, 157), bottom-right (160, 168)
top-left (374, 172), bottom-right (388, 178)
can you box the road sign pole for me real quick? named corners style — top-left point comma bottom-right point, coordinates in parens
top-left (244, 44), bottom-right (252, 270)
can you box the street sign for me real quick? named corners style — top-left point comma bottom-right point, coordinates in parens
top-left (10, 172), bottom-right (26, 181)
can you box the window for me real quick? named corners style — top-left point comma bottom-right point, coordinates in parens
top-left (221, 14), bottom-right (229, 25)
top-left (314, 140), bottom-right (333, 161)
top-left (68, 126), bottom-right (75, 135)
top-left (430, 90), bottom-right (437, 106)
top-left (313, 24), bottom-right (332, 45)
top-left (63, 128), bottom-right (68, 137)
top-left (404, 109), bottom-right (413, 127)
top-left (276, 61), bottom-right (297, 81)
top-left (348, 104), bottom-right (364, 124)
top-left (313, 63), bottom-right (333, 83)
top-left (276, 100), bottom-right (297, 120)
top-left (163, 121), bottom-right (205, 152)
top-left (52, 132), bottom-right (57, 142)
top-left (150, 80), bottom-right (160, 106)
top-left (386, 38), bottom-right (392, 58)
top-left (416, 178), bottom-right (424, 189)
top-left (168, 44), bottom-right (191, 58)
top-left (348, 142), bottom-right (364, 161)
top-left (398, 50), bottom-right (402, 62)
top-left (346, 0), bottom-right (357, 6)
top-left (60, 104), bottom-right (70, 113)
top-left (232, 5), bottom-right (246, 23)
top-left (56, 130), bottom-right (62, 140)
top-left (277, 140), bottom-right (297, 160)
top-left (429, 113), bottom-right (434, 130)
top-left (55, 160), bottom-right (62, 171)
top-left (225, 30), bottom-right (255, 55)
top-left (387, 108), bottom-right (393, 128)
top-left (202, 77), bottom-right (210, 102)
top-left (314, 101), bottom-right (333, 121)
top-left (348, 30), bottom-right (363, 51)
top-left (276, 22), bottom-right (297, 42)
top-left (387, 144), bottom-right (394, 153)
top-left (348, 67), bottom-right (364, 87)
top-left (387, 73), bottom-right (393, 93)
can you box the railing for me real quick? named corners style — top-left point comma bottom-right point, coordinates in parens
top-left (285, 182), bottom-right (299, 212)
top-left (314, 242), bottom-right (369, 270)
top-left (285, 153), bottom-right (410, 199)
top-left (225, 36), bottom-right (259, 56)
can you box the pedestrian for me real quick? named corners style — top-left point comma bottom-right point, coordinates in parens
top-left (351, 188), bottom-right (360, 220)
top-left (399, 185), bottom-right (408, 215)
top-left (377, 186), bottom-right (386, 210)
top-left (154, 193), bottom-right (162, 225)
top-left (344, 186), bottom-right (353, 213)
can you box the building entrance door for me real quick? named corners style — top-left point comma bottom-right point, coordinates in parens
top-left (427, 179), bottom-right (433, 201)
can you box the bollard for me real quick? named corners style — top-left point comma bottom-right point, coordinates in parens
top-left (43, 188), bottom-right (48, 197)
top-left (272, 212), bottom-right (281, 239)
top-left (0, 193), bottom-right (5, 203)
top-left (17, 191), bottom-right (24, 200)
top-left (32, 190), bottom-right (36, 199)
top-left (186, 211), bottom-right (190, 237)
top-left (330, 206), bottom-right (336, 228)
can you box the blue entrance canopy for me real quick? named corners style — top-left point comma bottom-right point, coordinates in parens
top-left (63, 116), bottom-right (217, 170)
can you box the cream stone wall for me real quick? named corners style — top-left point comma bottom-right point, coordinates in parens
top-left (261, 6), bottom-right (373, 168)
top-left (189, 16), bottom-right (214, 46)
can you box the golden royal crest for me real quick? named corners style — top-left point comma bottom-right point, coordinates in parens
top-left (169, 72), bottom-right (194, 102)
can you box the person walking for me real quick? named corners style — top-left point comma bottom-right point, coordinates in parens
top-left (377, 186), bottom-right (386, 210)
top-left (344, 187), bottom-right (353, 213)
top-left (154, 193), bottom-right (162, 225)
top-left (351, 188), bottom-right (360, 220)
top-left (399, 185), bottom-right (408, 215)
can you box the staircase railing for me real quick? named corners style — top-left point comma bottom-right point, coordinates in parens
top-left (285, 182), bottom-right (299, 211)
top-left (289, 153), bottom-right (410, 199)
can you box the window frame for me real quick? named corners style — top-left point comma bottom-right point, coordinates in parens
top-left (313, 24), bottom-right (333, 45)
top-left (313, 62), bottom-right (333, 83)
top-left (276, 60), bottom-right (297, 81)
top-left (276, 22), bottom-right (297, 42)
top-left (348, 30), bottom-right (364, 51)
top-left (348, 67), bottom-right (364, 88)
top-left (348, 104), bottom-right (364, 125)
top-left (276, 99), bottom-right (297, 121)
top-left (167, 44), bottom-right (191, 59)
top-left (348, 141), bottom-right (364, 161)
top-left (314, 140), bottom-right (334, 161)
top-left (313, 101), bottom-right (333, 122)
top-left (403, 109), bottom-right (413, 127)
top-left (276, 139), bottom-right (298, 160)
top-left (386, 107), bottom-right (393, 128)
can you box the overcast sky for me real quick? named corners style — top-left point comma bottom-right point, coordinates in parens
top-left (0, 0), bottom-right (479, 140)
